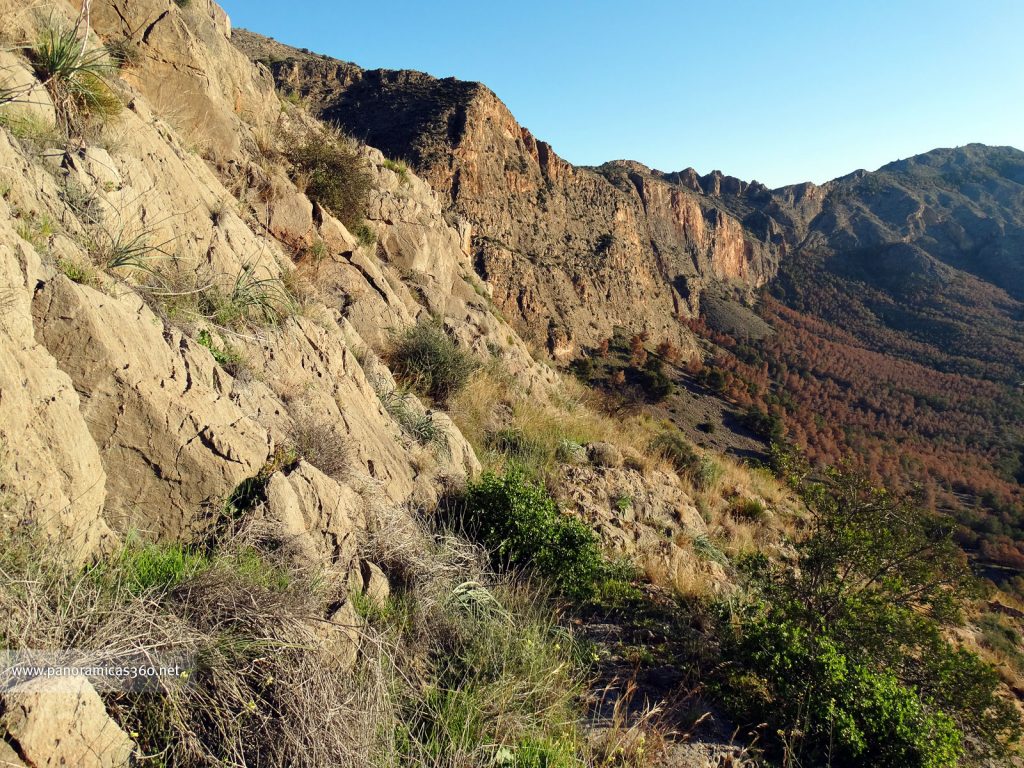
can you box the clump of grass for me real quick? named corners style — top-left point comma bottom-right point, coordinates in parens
top-left (29, 23), bottom-right (122, 133)
top-left (732, 497), bottom-right (767, 522)
top-left (286, 132), bottom-right (371, 228)
top-left (306, 238), bottom-right (329, 264)
top-left (0, 110), bottom-right (63, 155)
top-left (650, 431), bottom-right (698, 474)
top-left (104, 37), bottom-right (141, 69)
top-left (15, 211), bottom-right (55, 251)
top-left (94, 540), bottom-right (210, 594)
top-left (198, 263), bottom-right (297, 329)
top-left (288, 410), bottom-right (353, 480)
top-left (0, 527), bottom-right (383, 767)
top-left (56, 256), bottom-right (99, 286)
top-left (690, 533), bottom-right (727, 564)
top-left (88, 226), bottom-right (171, 275)
top-left (389, 321), bottom-right (477, 405)
top-left (485, 427), bottom-right (546, 465)
top-left (58, 174), bottom-right (103, 226)
top-left (382, 157), bottom-right (410, 184)
top-left (361, 572), bottom-right (587, 766)
top-left (693, 455), bottom-right (723, 491)
top-left (374, 381), bottom-right (449, 453)
top-left (555, 438), bottom-right (587, 464)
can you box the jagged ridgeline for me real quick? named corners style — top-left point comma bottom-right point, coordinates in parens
top-left (0, 0), bottom-right (1021, 767)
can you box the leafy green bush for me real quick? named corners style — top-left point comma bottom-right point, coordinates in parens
top-left (196, 329), bottom-right (246, 375)
top-left (461, 469), bottom-right (603, 598)
top-left (286, 134), bottom-right (370, 228)
top-left (720, 612), bottom-right (962, 768)
top-left (352, 222), bottom-right (376, 247)
top-left (717, 463), bottom-right (1020, 766)
top-left (390, 321), bottom-right (477, 405)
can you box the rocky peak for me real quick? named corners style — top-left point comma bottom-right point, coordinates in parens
top-left (233, 31), bottom-right (786, 358)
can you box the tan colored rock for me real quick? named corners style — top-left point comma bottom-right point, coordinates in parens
top-left (357, 559), bottom-right (390, 605)
top-left (87, 0), bottom-right (279, 163)
top-left (235, 33), bottom-right (784, 356)
top-left (0, 51), bottom-right (56, 126)
top-left (1, 677), bottom-right (135, 768)
top-left (0, 177), bottom-right (115, 562)
top-left (30, 275), bottom-right (271, 539)
top-left (557, 465), bottom-right (706, 558)
top-left (263, 461), bottom-right (365, 570)
top-left (0, 740), bottom-right (26, 767)
top-left (243, 316), bottom-right (479, 509)
top-left (316, 600), bottom-right (362, 670)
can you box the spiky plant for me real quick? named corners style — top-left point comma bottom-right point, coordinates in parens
top-left (29, 23), bottom-right (121, 133)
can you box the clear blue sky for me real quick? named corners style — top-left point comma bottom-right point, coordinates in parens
top-left (220, 0), bottom-right (1024, 188)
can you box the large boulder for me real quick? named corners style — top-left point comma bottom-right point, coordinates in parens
top-left (1, 678), bottom-right (135, 768)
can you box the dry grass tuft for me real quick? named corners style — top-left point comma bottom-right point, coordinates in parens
top-left (0, 525), bottom-right (394, 767)
top-left (288, 408), bottom-right (353, 481)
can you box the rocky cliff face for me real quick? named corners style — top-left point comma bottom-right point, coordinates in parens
top-left (233, 31), bottom-right (785, 360)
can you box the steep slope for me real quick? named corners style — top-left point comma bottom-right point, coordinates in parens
top-left (232, 30), bottom-right (784, 360)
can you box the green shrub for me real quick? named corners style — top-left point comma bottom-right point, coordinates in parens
top-left (351, 222), bottom-right (376, 247)
top-left (196, 329), bottom-right (246, 375)
top-left (461, 469), bottom-right (603, 598)
top-left (389, 321), bottom-right (477, 405)
top-left (717, 464), bottom-right (1021, 765)
top-left (693, 455), bottom-right (723, 490)
top-left (733, 497), bottom-right (766, 521)
top-left (286, 134), bottom-right (371, 228)
top-left (720, 612), bottom-right (962, 768)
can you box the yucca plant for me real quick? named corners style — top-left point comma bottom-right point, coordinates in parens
top-left (91, 227), bottom-right (175, 275)
top-left (203, 264), bottom-right (296, 329)
top-left (29, 23), bottom-right (121, 132)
